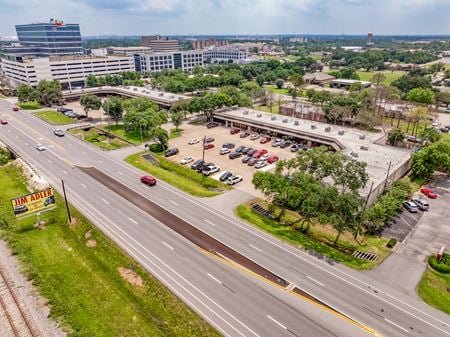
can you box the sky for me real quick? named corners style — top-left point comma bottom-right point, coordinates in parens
top-left (0, 0), bottom-right (450, 37)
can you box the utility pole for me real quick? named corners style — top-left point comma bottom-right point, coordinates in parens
top-left (61, 179), bottom-right (72, 224)
top-left (354, 182), bottom-right (374, 239)
top-left (383, 161), bottom-right (392, 193)
top-left (106, 96), bottom-right (111, 144)
top-left (202, 135), bottom-right (206, 163)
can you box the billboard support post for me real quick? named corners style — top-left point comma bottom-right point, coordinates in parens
top-left (61, 180), bottom-right (72, 224)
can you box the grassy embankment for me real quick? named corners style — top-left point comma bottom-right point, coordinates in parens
top-left (68, 127), bottom-right (131, 151)
top-left (17, 101), bottom-right (42, 110)
top-left (33, 110), bottom-right (74, 125)
top-left (125, 151), bottom-right (230, 198)
top-left (0, 163), bottom-right (220, 337)
top-left (355, 70), bottom-right (405, 86)
top-left (235, 201), bottom-right (391, 270)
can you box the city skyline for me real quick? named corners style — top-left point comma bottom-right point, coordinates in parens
top-left (0, 0), bottom-right (450, 37)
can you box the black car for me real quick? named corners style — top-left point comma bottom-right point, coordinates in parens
top-left (219, 171), bottom-right (233, 182)
top-left (440, 127), bottom-right (449, 133)
top-left (222, 142), bottom-right (235, 149)
top-left (242, 147), bottom-right (254, 154)
top-left (235, 145), bottom-right (246, 153)
top-left (247, 148), bottom-right (257, 156)
top-left (191, 159), bottom-right (205, 170)
top-left (280, 140), bottom-right (292, 148)
top-left (164, 148), bottom-right (179, 157)
top-left (197, 162), bottom-right (214, 172)
top-left (206, 122), bottom-right (219, 129)
top-left (229, 152), bottom-right (242, 159)
top-left (203, 137), bottom-right (215, 143)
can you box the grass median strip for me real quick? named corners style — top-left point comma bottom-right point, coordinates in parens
top-left (0, 163), bottom-right (220, 337)
top-left (69, 127), bottom-right (130, 151)
top-left (17, 101), bottom-right (42, 110)
top-left (235, 202), bottom-right (390, 270)
top-left (33, 110), bottom-right (75, 125)
top-left (125, 152), bottom-right (230, 197)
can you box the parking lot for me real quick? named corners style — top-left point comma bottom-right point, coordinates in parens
top-left (382, 205), bottom-right (423, 242)
top-left (166, 123), bottom-right (298, 195)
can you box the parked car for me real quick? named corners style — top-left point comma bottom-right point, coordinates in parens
top-left (240, 131), bottom-right (250, 138)
top-left (250, 133), bottom-right (260, 140)
top-left (291, 144), bottom-right (301, 152)
top-left (180, 156), bottom-right (194, 165)
top-left (439, 127), bottom-right (449, 133)
top-left (188, 138), bottom-right (199, 145)
top-left (141, 175), bottom-right (157, 186)
top-left (260, 136), bottom-right (271, 144)
top-left (267, 155), bottom-right (279, 164)
top-left (36, 143), bottom-right (46, 151)
top-left (420, 187), bottom-right (437, 199)
top-left (255, 160), bottom-right (267, 169)
top-left (228, 152), bottom-right (242, 159)
top-left (0, 119), bottom-right (8, 125)
top-left (12, 106), bottom-right (19, 111)
top-left (222, 142), bottom-right (235, 149)
top-left (412, 197), bottom-right (429, 211)
top-left (203, 165), bottom-right (220, 176)
top-left (403, 201), bottom-right (418, 213)
top-left (252, 149), bottom-right (268, 159)
top-left (271, 138), bottom-right (283, 147)
top-left (242, 147), bottom-right (253, 155)
top-left (204, 143), bottom-right (215, 150)
top-left (191, 159), bottom-right (204, 170)
top-left (242, 155), bottom-right (252, 163)
top-left (247, 157), bottom-right (258, 166)
top-left (197, 162), bottom-right (214, 172)
top-left (227, 175), bottom-right (243, 185)
top-left (219, 171), bottom-right (233, 182)
top-left (206, 122), bottom-right (218, 129)
top-left (230, 127), bottom-right (241, 135)
top-left (53, 129), bottom-right (65, 137)
top-left (219, 147), bottom-right (231, 155)
top-left (260, 153), bottom-right (270, 161)
top-left (164, 148), bottom-right (179, 157)
top-left (280, 140), bottom-right (292, 148)
top-left (247, 148), bottom-right (257, 156)
top-left (235, 145), bottom-right (246, 153)
top-left (203, 137), bottom-right (215, 143)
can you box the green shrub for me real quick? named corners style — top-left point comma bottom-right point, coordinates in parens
top-left (387, 238), bottom-right (397, 248)
top-left (17, 101), bottom-right (42, 110)
top-left (428, 254), bottom-right (450, 273)
top-left (149, 143), bottom-right (163, 153)
top-left (0, 147), bottom-right (12, 165)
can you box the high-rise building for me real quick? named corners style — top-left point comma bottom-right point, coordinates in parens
top-left (368, 32), bottom-right (374, 45)
top-left (15, 19), bottom-right (83, 56)
top-left (134, 50), bottom-right (203, 73)
top-left (141, 35), bottom-right (180, 52)
top-left (191, 39), bottom-right (228, 50)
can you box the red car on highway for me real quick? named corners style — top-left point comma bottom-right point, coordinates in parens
top-left (12, 106), bottom-right (19, 111)
top-left (267, 155), bottom-right (279, 164)
top-left (204, 143), bottom-right (215, 150)
top-left (0, 119), bottom-right (8, 125)
top-left (420, 188), bottom-right (437, 199)
top-left (260, 136), bottom-right (271, 144)
top-left (141, 175), bottom-right (156, 186)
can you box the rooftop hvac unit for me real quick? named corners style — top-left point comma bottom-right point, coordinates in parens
top-left (256, 113), bottom-right (262, 117)
top-left (243, 110), bottom-right (249, 115)
top-left (159, 93), bottom-right (164, 96)
top-left (338, 130), bottom-right (345, 135)
top-left (271, 116), bottom-right (276, 120)
top-left (311, 125), bottom-right (317, 129)
top-left (325, 127), bottom-right (331, 132)
top-left (178, 97), bottom-right (183, 100)
top-left (360, 146), bottom-right (369, 151)
top-left (294, 120), bottom-right (299, 125)
top-left (282, 118), bottom-right (288, 123)
top-left (350, 151), bottom-right (359, 158)
top-left (359, 134), bottom-right (366, 140)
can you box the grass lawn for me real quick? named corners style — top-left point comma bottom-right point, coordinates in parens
top-left (356, 71), bottom-right (405, 86)
top-left (254, 100), bottom-right (289, 114)
top-left (33, 110), bottom-right (75, 125)
top-left (17, 101), bottom-right (42, 110)
top-left (235, 202), bottom-right (391, 270)
top-left (98, 124), bottom-right (147, 145)
top-left (264, 85), bottom-right (290, 95)
top-left (418, 268), bottom-right (450, 315)
top-left (170, 128), bottom-right (184, 139)
top-left (0, 163), bottom-right (220, 337)
top-left (69, 127), bottom-right (130, 151)
top-left (383, 116), bottom-right (429, 135)
top-left (125, 152), bottom-right (230, 197)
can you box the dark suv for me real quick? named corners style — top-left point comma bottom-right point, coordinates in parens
top-left (164, 148), bottom-right (179, 157)
top-left (191, 159), bottom-right (205, 170)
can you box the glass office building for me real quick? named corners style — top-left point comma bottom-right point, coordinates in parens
top-left (15, 20), bottom-right (83, 56)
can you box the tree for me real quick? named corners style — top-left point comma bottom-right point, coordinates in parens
top-left (17, 84), bottom-right (37, 103)
top-left (408, 106), bottom-right (429, 138)
top-left (275, 79), bottom-right (284, 89)
top-left (371, 73), bottom-right (386, 86)
top-left (256, 75), bottom-right (265, 87)
top-left (387, 128), bottom-right (405, 146)
top-left (150, 127), bottom-right (169, 150)
top-left (35, 80), bottom-right (63, 105)
top-left (412, 140), bottom-right (450, 179)
top-left (170, 110), bottom-right (184, 131)
top-left (289, 74), bottom-right (304, 92)
top-left (435, 92), bottom-right (450, 107)
top-left (80, 94), bottom-right (101, 117)
top-left (406, 88), bottom-right (436, 104)
top-left (86, 74), bottom-right (98, 87)
top-left (102, 97), bottom-right (123, 124)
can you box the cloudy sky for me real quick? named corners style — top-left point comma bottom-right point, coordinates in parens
top-left (0, 0), bottom-right (449, 37)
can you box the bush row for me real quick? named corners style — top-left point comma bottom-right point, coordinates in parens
top-left (428, 254), bottom-right (450, 273)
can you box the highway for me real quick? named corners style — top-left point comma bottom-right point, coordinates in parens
top-left (1, 100), bottom-right (450, 337)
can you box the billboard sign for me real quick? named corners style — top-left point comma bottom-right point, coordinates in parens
top-left (10, 188), bottom-right (56, 218)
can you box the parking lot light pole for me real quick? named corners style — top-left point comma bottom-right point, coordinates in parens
top-left (202, 135), bottom-right (206, 163)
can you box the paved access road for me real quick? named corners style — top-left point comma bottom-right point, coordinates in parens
top-left (1, 102), bottom-right (450, 337)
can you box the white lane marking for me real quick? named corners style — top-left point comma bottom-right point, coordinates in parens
top-left (80, 183), bottom-right (87, 188)
top-left (204, 219), bottom-right (216, 227)
top-left (163, 241), bottom-right (174, 250)
top-left (48, 159), bottom-right (53, 164)
top-left (286, 283), bottom-right (295, 291)
top-left (102, 198), bottom-right (110, 205)
top-left (128, 217), bottom-right (138, 224)
top-left (62, 170), bottom-right (68, 175)
top-left (37, 137), bottom-right (43, 140)
top-left (249, 244), bottom-right (262, 252)
top-left (118, 171), bottom-right (124, 176)
top-left (306, 276), bottom-right (324, 287)
top-left (267, 315), bottom-right (287, 330)
top-left (207, 273), bottom-right (223, 285)
top-left (385, 318), bottom-right (409, 333)
top-left (169, 200), bottom-right (178, 206)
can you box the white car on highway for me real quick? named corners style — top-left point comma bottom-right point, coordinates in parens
top-left (36, 143), bottom-right (46, 151)
top-left (227, 175), bottom-right (243, 185)
top-left (188, 138), bottom-right (199, 145)
top-left (180, 156), bottom-right (194, 165)
top-left (219, 147), bottom-right (231, 155)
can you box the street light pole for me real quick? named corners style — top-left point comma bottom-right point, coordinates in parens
top-left (202, 135), bottom-right (206, 163)
top-left (106, 96), bottom-right (111, 144)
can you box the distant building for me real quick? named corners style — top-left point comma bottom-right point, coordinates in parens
top-left (203, 47), bottom-right (248, 63)
top-left (330, 79), bottom-right (371, 90)
top-left (289, 37), bottom-right (308, 43)
top-left (341, 46), bottom-right (364, 53)
top-left (107, 46), bottom-right (152, 56)
top-left (141, 35), bottom-right (180, 52)
top-left (191, 39), bottom-right (228, 50)
top-left (280, 102), bottom-right (325, 122)
top-left (134, 50), bottom-right (203, 73)
top-left (367, 32), bottom-right (374, 45)
top-left (303, 72), bottom-right (335, 85)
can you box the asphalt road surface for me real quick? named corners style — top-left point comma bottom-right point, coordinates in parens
top-left (1, 101), bottom-right (450, 337)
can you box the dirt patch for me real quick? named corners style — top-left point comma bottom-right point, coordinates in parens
top-left (84, 230), bottom-right (92, 239)
top-left (86, 239), bottom-right (97, 248)
top-left (118, 267), bottom-right (144, 288)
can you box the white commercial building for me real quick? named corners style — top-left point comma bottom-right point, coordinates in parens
top-left (0, 54), bottom-right (135, 88)
top-left (135, 50), bottom-right (203, 73)
top-left (203, 47), bottom-right (248, 63)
